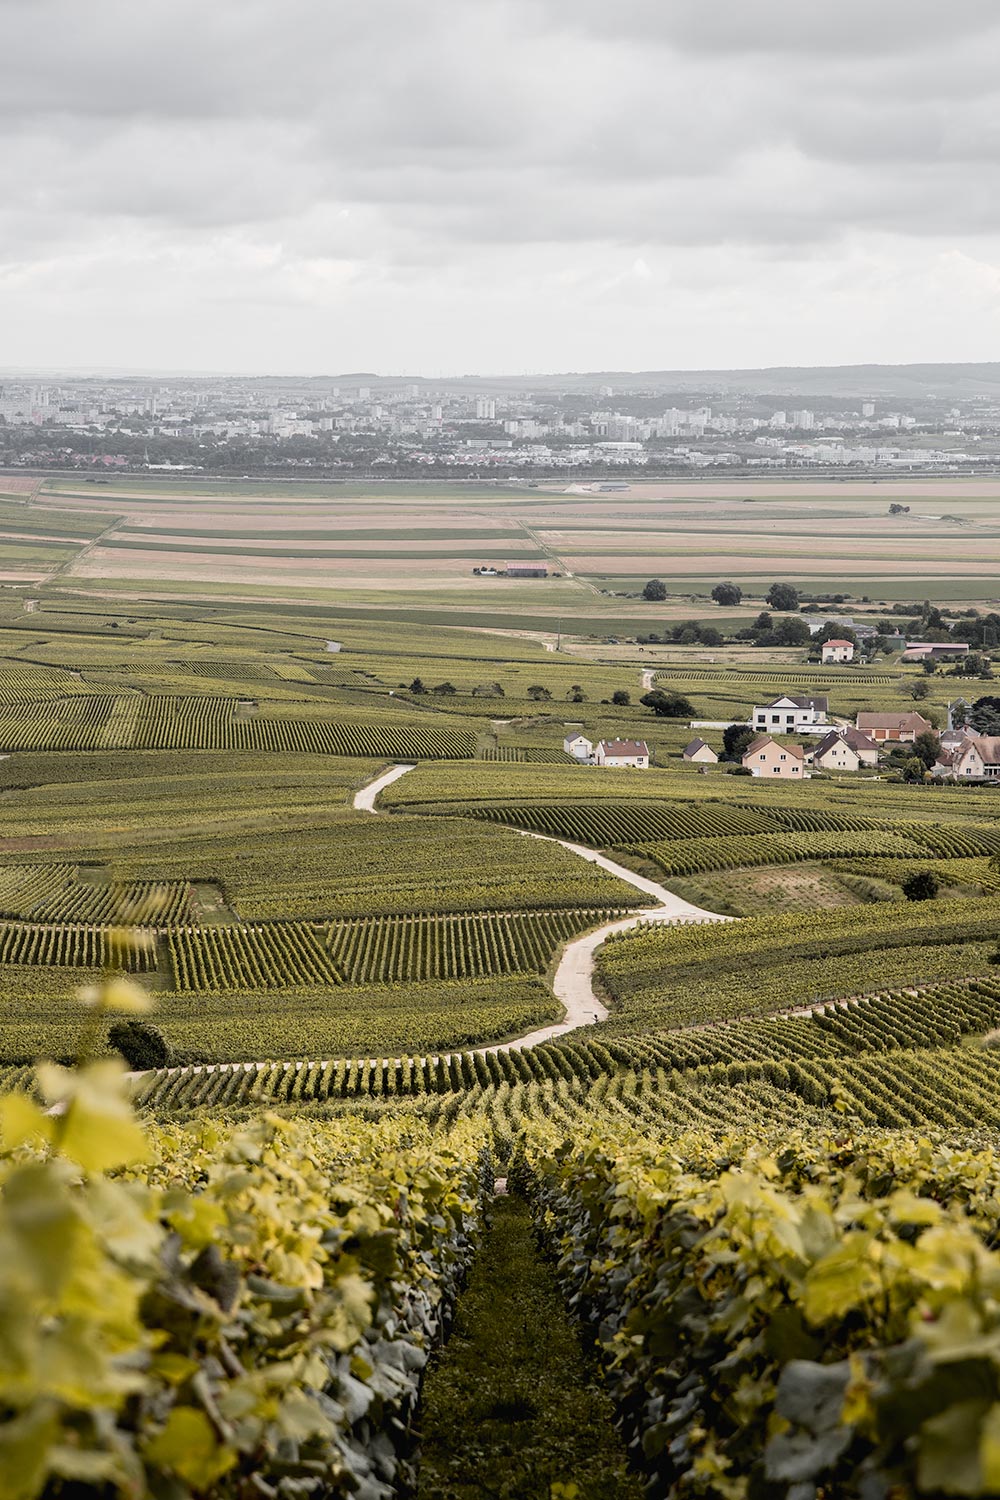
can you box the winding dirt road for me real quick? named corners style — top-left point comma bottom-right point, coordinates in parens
top-left (353, 762), bottom-right (417, 811)
top-left (355, 763), bottom-right (727, 1051)
top-left (139, 765), bottom-right (728, 1087)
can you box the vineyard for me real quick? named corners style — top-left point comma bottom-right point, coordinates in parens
top-left (168, 909), bottom-right (617, 989)
top-left (325, 906), bottom-right (617, 983)
top-left (0, 693), bottom-right (476, 758)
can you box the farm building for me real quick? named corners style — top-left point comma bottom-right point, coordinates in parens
top-left (900, 642), bottom-right (970, 663)
top-left (594, 738), bottom-right (650, 769)
top-left (563, 732), bottom-right (593, 761)
top-left (752, 694), bottom-right (829, 734)
top-left (821, 639), bottom-right (855, 663)
top-left (504, 562), bottom-right (549, 578)
top-left (742, 735), bottom-right (805, 778)
top-left (856, 711), bottom-right (932, 744)
top-left (682, 737), bottom-right (718, 764)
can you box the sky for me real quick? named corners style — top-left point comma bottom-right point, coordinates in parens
top-left (3, 0), bottom-right (1000, 376)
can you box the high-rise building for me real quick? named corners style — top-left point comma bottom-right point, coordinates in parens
top-left (862, 401), bottom-right (875, 418)
top-left (475, 397), bottom-right (497, 420)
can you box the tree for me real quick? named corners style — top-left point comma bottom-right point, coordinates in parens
top-left (815, 622), bottom-right (859, 648)
top-left (722, 723), bottom-right (755, 761)
top-left (772, 617), bottom-right (812, 647)
top-left (108, 1018), bottom-right (171, 1071)
top-left (906, 679), bottom-right (930, 699)
top-left (711, 581), bottom-right (742, 606)
top-left (432, 681), bottom-right (457, 695)
top-left (640, 689), bottom-right (695, 718)
top-left (752, 610), bottom-right (773, 632)
top-left (697, 625), bottom-right (724, 648)
top-left (766, 583), bottom-right (799, 612)
top-left (611, 689), bottom-right (631, 706)
top-left (912, 730), bottom-right (941, 769)
top-left (566, 685), bottom-right (586, 702)
top-left (971, 696), bottom-right (1000, 734)
top-left (902, 870), bottom-right (940, 902)
top-left (899, 755), bottom-right (928, 784)
top-left (642, 578), bottom-right (667, 601)
top-left (526, 685), bottom-right (551, 701)
top-left (408, 677), bottom-right (427, 694)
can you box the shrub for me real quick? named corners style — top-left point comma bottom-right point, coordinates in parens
top-left (107, 1018), bottom-right (171, 1071)
top-left (901, 870), bottom-right (940, 902)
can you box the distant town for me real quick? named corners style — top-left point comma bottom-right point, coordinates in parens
top-left (4, 371), bottom-right (1000, 478)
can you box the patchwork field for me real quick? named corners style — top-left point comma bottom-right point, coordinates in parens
top-left (6, 479), bottom-right (1000, 1497)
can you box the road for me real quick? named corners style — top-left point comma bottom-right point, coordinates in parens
top-left (353, 762), bottom-right (417, 812)
top-left (137, 764), bottom-right (729, 1087)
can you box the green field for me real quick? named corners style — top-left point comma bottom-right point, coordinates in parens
top-left (8, 477), bottom-right (1000, 1499)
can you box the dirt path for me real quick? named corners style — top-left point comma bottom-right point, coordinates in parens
top-left (353, 762), bottom-right (417, 812)
top-left (138, 768), bottom-right (730, 1092)
top-left (641, 667), bottom-right (656, 690)
top-left (350, 764), bottom-right (727, 1051)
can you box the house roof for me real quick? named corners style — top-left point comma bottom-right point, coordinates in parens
top-left (857, 711), bottom-right (932, 733)
top-left (840, 727), bottom-right (880, 753)
top-left (598, 739), bottom-right (649, 756)
top-left (822, 639), bottom-right (854, 649)
top-left (763, 694), bottom-right (829, 711)
top-left (744, 735), bottom-right (805, 760)
top-left (683, 737), bottom-right (712, 756)
top-left (812, 730), bottom-right (858, 759)
top-left (936, 735), bottom-right (1000, 770)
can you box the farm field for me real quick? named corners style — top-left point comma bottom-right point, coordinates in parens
top-left (9, 476), bottom-right (1000, 1497)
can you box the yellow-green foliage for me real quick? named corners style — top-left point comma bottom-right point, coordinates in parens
top-left (0, 1063), bottom-right (486, 1499)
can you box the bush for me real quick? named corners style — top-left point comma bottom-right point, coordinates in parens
top-left (107, 1018), bottom-right (171, 1071)
top-left (611, 690), bottom-right (630, 706)
top-left (901, 870), bottom-right (940, 902)
top-left (642, 578), bottom-right (667, 601)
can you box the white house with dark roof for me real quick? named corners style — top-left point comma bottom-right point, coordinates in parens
top-left (563, 732), bottom-right (593, 761)
top-left (809, 731), bottom-right (861, 772)
top-left (752, 694), bottom-right (830, 734)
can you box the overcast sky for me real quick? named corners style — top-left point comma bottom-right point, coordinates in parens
top-left (4, 0), bottom-right (1000, 375)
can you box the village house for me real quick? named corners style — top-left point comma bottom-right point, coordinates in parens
top-left (594, 738), bottom-right (650, 769)
top-left (742, 735), bottom-right (805, 778)
top-left (809, 730), bottom-right (861, 772)
top-left (856, 710), bottom-right (933, 744)
top-left (821, 639), bottom-right (855, 664)
top-left (563, 732), bottom-right (592, 762)
top-left (682, 737), bottom-right (718, 764)
top-left (933, 735), bottom-right (1000, 780)
top-left (838, 726), bottom-right (880, 766)
top-left (751, 694), bottom-right (830, 734)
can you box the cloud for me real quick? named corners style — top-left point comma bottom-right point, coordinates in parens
top-left (1, 0), bottom-right (1000, 370)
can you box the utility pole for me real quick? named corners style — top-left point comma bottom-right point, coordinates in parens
top-left (556, 617), bottom-right (562, 652)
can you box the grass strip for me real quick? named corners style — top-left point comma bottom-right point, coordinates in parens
top-left (417, 1193), bottom-right (641, 1500)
